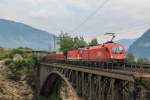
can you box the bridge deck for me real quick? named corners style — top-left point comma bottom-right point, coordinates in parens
top-left (41, 63), bottom-right (150, 82)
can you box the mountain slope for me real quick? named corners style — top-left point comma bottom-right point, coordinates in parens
top-left (0, 19), bottom-right (57, 51)
top-left (128, 29), bottom-right (150, 58)
top-left (117, 38), bottom-right (136, 49)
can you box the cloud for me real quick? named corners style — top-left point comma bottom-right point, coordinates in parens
top-left (109, 0), bottom-right (150, 19)
top-left (30, 10), bottom-right (49, 18)
top-left (0, 0), bottom-right (150, 41)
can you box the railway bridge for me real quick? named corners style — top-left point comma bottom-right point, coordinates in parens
top-left (34, 61), bottom-right (150, 100)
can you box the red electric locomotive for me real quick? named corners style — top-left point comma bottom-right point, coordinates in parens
top-left (67, 42), bottom-right (126, 62)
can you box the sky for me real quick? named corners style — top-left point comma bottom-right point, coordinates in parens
top-left (0, 0), bottom-right (150, 43)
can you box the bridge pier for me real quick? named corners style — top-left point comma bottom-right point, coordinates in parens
top-left (139, 86), bottom-right (144, 100)
top-left (81, 72), bottom-right (84, 97)
top-left (88, 74), bottom-right (92, 100)
top-left (98, 76), bottom-right (102, 100)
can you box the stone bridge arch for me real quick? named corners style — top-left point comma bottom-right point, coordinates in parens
top-left (40, 71), bottom-right (79, 99)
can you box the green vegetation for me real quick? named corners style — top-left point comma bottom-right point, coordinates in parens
top-left (89, 38), bottom-right (98, 46)
top-left (73, 36), bottom-right (87, 49)
top-left (58, 33), bottom-right (74, 56)
top-left (0, 48), bottom-right (63, 99)
top-left (137, 58), bottom-right (149, 65)
top-left (0, 47), bottom-right (34, 60)
top-left (58, 33), bottom-right (100, 57)
top-left (2, 48), bottom-right (39, 86)
top-left (58, 32), bottom-right (87, 56)
top-left (126, 52), bottom-right (135, 63)
top-left (126, 52), bottom-right (149, 64)
top-left (0, 49), bottom-right (10, 60)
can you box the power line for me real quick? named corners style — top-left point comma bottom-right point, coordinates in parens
top-left (111, 18), bottom-right (150, 32)
top-left (114, 21), bottom-right (150, 33)
top-left (92, 18), bottom-right (150, 34)
top-left (91, 20), bottom-right (150, 39)
top-left (71, 0), bottom-right (109, 33)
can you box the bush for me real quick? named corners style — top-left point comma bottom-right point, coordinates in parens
top-left (2, 48), bottom-right (39, 89)
top-left (0, 50), bottom-right (10, 60)
top-left (5, 58), bottom-right (13, 66)
top-left (10, 48), bottom-right (24, 55)
top-left (6, 52), bottom-right (38, 82)
top-left (137, 58), bottom-right (149, 64)
top-left (8, 60), bottom-right (26, 81)
top-left (126, 52), bottom-right (135, 63)
top-left (25, 54), bottom-right (39, 87)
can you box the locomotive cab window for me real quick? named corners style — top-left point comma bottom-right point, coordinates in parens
top-left (112, 46), bottom-right (124, 54)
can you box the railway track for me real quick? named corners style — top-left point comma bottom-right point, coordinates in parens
top-left (26, 50), bottom-right (150, 73)
top-left (41, 57), bottom-right (150, 73)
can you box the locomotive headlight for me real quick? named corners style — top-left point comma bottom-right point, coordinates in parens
top-left (111, 55), bottom-right (113, 58)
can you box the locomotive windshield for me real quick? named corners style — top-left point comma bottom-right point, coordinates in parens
top-left (112, 46), bottom-right (124, 54)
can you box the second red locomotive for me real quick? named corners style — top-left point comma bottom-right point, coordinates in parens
top-left (46, 41), bottom-right (126, 62)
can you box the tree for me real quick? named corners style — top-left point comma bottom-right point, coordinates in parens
top-left (126, 52), bottom-right (135, 63)
top-left (73, 37), bottom-right (87, 49)
top-left (89, 38), bottom-right (98, 46)
top-left (58, 32), bottom-right (74, 57)
top-left (58, 33), bottom-right (87, 57)
top-left (143, 58), bottom-right (149, 64)
top-left (137, 58), bottom-right (145, 64)
top-left (137, 58), bottom-right (149, 64)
